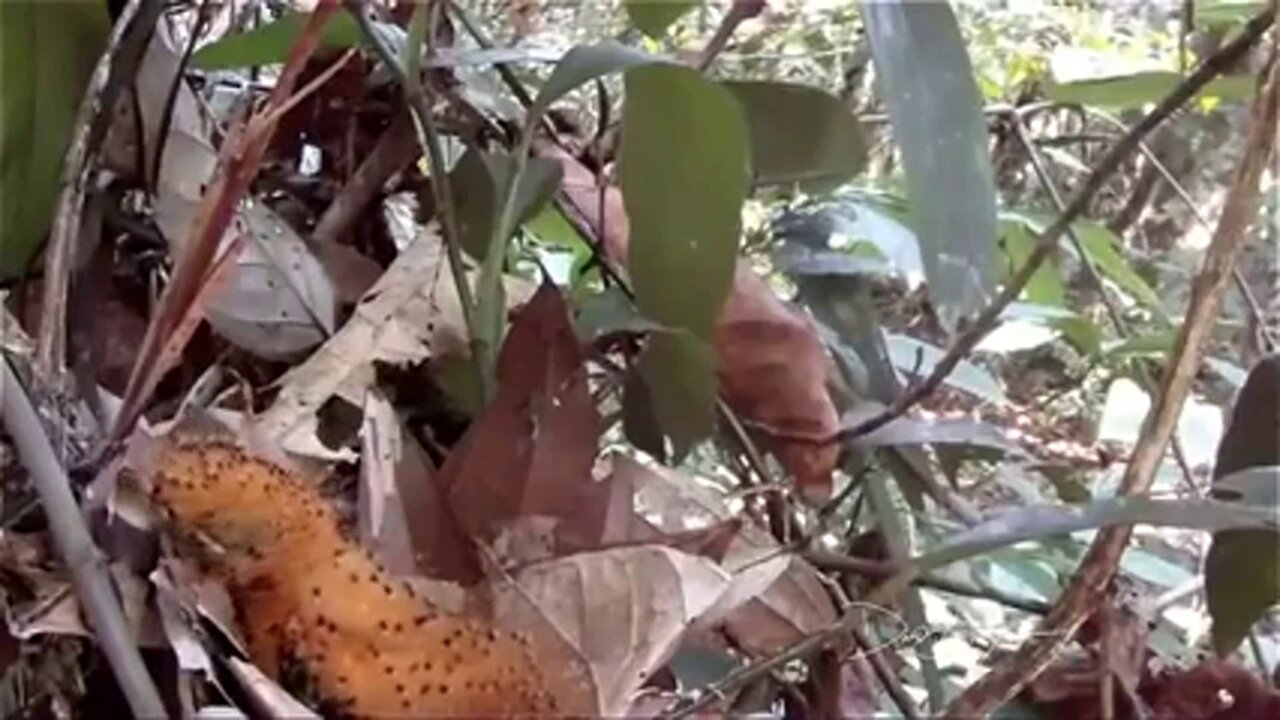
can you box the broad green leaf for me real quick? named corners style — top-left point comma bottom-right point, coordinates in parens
top-left (1102, 331), bottom-right (1176, 358)
top-left (997, 217), bottom-right (1065, 307)
top-left (885, 333), bottom-right (1006, 405)
top-left (1207, 446), bottom-right (1280, 655)
top-left (450, 149), bottom-right (563, 262)
top-left (621, 64), bottom-right (747, 455)
top-left (723, 81), bottom-right (867, 190)
top-left (863, 0), bottom-right (997, 326)
top-left (192, 10), bottom-right (362, 70)
top-left (1047, 72), bottom-right (1255, 108)
top-left (1206, 528), bottom-right (1279, 654)
top-left (636, 332), bottom-right (719, 460)
top-left (625, 0), bottom-right (696, 38)
top-left (622, 64), bottom-right (748, 339)
top-left (531, 42), bottom-right (657, 123)
top-left (1196, 0), bottom-right (1266, 27)
top-left (1073, 222), bottom-right (1164, 311)
top-left (0, 1), bottom-right (108, 281)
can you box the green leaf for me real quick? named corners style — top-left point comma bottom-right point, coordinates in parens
top-left (0, 1), bottom-right (108, 280)
top-left (192, 10), bottom-right (362, 70)
top-left (450, 148), bottom-right (563, 262)
top-left (1196, 0), bottom-right (1267, 27)
top-left (997, 217), bottom-right (1065, 307)
top-left (621, 64), bottom-right (747, 454)
top-left (1047, 72), bottom-right (1255, 109)
top-left (1103, 331), bottom-right (1176, 359)
top-left (1206, 467), bottom-right (1280, 653)
top-left (636, 332), bottom-right (719, 460)
top-left (863, 0), bottom-right (997, 326)
top-left (1073, 221), bottom-right (1164, 312)
top-left (723, 81), bottom-right (867, 191)
top-left (622, 64), bottom-right (748, 339)
top-left (917, 496), bottom-right (1277, 574)
top-left (622, 368), bottom-right (668, 462)
top-left (625, 0), bottom-right (696, 38)
top-left (531, 42), bottom-right (658, 123)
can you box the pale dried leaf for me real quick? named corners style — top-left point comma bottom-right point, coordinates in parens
top-left (254, 224), bottom-right (457, 443)
top-left (135, 33), bottom-right (335, 360)
top-left (205, 200), bottom-right (335, 358)
top-left (494, 546), bottom-right (730, 715)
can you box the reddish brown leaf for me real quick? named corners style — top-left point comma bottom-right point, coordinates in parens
top-left (439, 281), bottom-right (606, 551)
top-left (543, 143), bottom-right (839, 500)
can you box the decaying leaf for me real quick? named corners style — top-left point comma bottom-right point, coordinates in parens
top-left (437, 281), bottom-right (605, 555)
top-left (254, 221), bottom-right (532, 456)
top-left (492, 545), bottom-right (730, 715)
top-left (127, 30), bottom-right (336, 359)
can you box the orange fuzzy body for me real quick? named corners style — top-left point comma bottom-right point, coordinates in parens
top-left (150, 439), bottom-right (581, 717)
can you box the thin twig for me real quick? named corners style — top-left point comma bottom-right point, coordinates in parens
top-left (695, 0), bottom-right (767, 72)
top-left (311, 109), bottom-right (418, 247)
top-left (1009, 113), bottom-right (1201, 493)
top-left (945, 41), bottom-right (1278, 719)
top-left (804, 550), bottom-right (1051, 615)
top-left (1, 357), bottom-right (166, 718)
top-left (37, 0), bottom-right (165, 381)
top-left (1084, 108), bottom-right (1275, 352)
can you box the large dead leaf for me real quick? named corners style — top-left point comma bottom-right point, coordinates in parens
top-left (492, 545), bottom-right (730, 715)
top-left (542, 143), bottom-right (840, 500)
top-left (437, 281), bottom-right (606, 554)
top-left (621, 456), bottom-right (839, 655)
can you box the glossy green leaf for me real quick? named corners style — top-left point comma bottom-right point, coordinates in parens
top-left (863, 0), bottom-right (997, 326)
top-left (1047, 72), bottom-right (1255, 108)
top-left (622, 63), bottom-right (748, 338)
top-left (724, 81), bottom-right (867, 190)
top-left (0, 1), bottom-right (108, 280)
top-left (1073, 221), bottom-right (1164, 311)
top-left (625, 0), bottom-right (696, 38)
top-left (621, 64), bottom-right (748, 455)
top-left (192, 10), bottom-right (362, 70)
top-left (636, 331), bottom-right (719, 460)
top-left (531, 42), bottom-right (658, 123)
top-left (916, 496), bottom-right (1277, 574)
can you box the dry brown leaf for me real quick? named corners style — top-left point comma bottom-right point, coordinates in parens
top-left (621, 456), bottom-right (839, 655)
top-left (543, 143), bottom-right (839, 500)
top-left (438, 281), bottom-right (607, 554)
top-left (492, 545), bottom-right (730, 715)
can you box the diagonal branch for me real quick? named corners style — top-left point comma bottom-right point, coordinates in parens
top-left (944, 40), bottom-right (1279, 720)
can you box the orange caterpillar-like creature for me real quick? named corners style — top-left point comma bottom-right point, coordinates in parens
top-left (146, 438), bottom-right (590, 718)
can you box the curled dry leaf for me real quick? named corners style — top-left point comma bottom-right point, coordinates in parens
top-left (128, 31), bottom-right (335, 359)
top-left (254, 222), bottom-right (531, 456)
top-left (138, 435), bottom-right (597, 717)
top-left (543, 143), bottom-right (840, 500)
